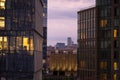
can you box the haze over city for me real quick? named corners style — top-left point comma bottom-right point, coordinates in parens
top-left (48, 0), bottom-right (95, 46)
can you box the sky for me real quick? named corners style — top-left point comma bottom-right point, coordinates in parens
top-left (48, 0), bottom-right (95, 46)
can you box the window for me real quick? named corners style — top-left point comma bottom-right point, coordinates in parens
top-left (101, 74), bottom-right (107, 80)
top-left (100, 61), bottom-right (107, 69)
top-left (0, 0), bottom-right (5, 9)
top-left (114, 7), bottom-right (119, 16)
top-left (114, 40), bottom-right (118, 48)
top-left (114, 29), bottom-right (118, 38)
top-left (0, 36), bottom-right (8, 50)
top-left (114, 19), bottom-right (119, 27)
top-left (100, 19), bottom-right (107, 27)
top-left (114, 62), bottom-right (118, 70)
top-left (114, 74), bottom-right (117, 80)
top-left (23, 37), bottom-right (29, 50)
top-left (80, 61), bottom-right (86, 68)
top-left (0, 17), bottom-right (5, 28)
top-left (114, 0), bottom-right (119, 4)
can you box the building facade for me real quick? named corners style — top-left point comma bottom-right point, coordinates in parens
top-left (42, 0), bottom-right (47, 59)
top-left (78, 0), bottom-right (120, 80)
top-left (96, 0), bottom-right (119, 80)
top-left (77, 7), bottom-right (97, 80)
top-left (0, 0), bottom-right (43, 80)
top-left (44, 46), bottom-right (77, 80)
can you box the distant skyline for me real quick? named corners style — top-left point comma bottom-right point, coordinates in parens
top-left (48, 0), bottom-right (95, 46)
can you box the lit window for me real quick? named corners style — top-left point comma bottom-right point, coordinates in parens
top-left (0, 17), bottom-right (5, 28)
top-left (114, 29), bottom-right (117, 38)
top-left (0, 0), bottom-right (5, 9)
top-left (23, 37), bottom-right (29, 50)
top-left (100, 61), bottom-right (107, 69)
top-left (114, 74), bottom-right (117, 80)
top-left (100, 19), bottom-right (107, 27)
top-left (0, 37), bottom-right (2, 50)
top-left (3, 37), bottom-right (8, 49)
top-left (30, 38), bottom-right (34, 50)
top-left (114, 62), bottom-right (118, 70)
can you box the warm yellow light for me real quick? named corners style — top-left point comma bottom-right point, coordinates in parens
top-left (114, 29), bottom-right (117, 38)
top-left (30, 39), bottom-right (34, 50)
top-left (0, 17), bottom-right (5, 28)
top-left (0, 1), bottom-right (5, 9)
top-left (114, 62), bottom-right (117, 70)
top-left (100, 62), bottom-right (107, 69)
top-left (23, 37), bottom-right (29, 50)
top-left (0, 37), bottom-right (2, 50)
top-left (1, 0), bottom-right (6, 1)
top-left (101, 19), bottom-right (107, 27)
top-left (114, 74), bottom-right (117, 80)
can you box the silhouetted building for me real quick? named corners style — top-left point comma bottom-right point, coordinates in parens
top-left (77, 7), bottom-right (96, 80)
top-left (56, 43), bottom-right (65, 49)
top-left (67, 37), bottom-right (74, 46)
top-left (0, 0), bottom-right (43, 80)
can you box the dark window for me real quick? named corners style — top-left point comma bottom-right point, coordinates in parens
top-left (114, 40), bottom-right (118, 48)
top-left (114, 51), bottom-right (119, 59)
top-left (114, 0), bottom-right (119, 4)
top-left (114, 7), bottom-right (119, 16)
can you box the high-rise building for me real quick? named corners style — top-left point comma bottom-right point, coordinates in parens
top-left (42, 0), bottom-right (47, 59)
top-left (0, 0), bottom-right (43, 80)
top-left (67, 37), bottom-right (73, 46)
top-left (96, 0), bottom-right (119, 80)
top-left (77, 7), bottom-right (96, 80)
top-left (78, 0), bottom-right (120, 80)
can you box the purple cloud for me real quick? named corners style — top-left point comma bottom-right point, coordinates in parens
top-left (48, 0), bottom-right (95, 46)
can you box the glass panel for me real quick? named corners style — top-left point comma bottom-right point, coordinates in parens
top-left (114, 74), bottom-right (117, 80)
top-left (30, 38), bottom-right (34, 50)
top-left (23, 37), bottom-right (29, 50)
top-left (16, 36), bottom-right (22, 52)
top-left (0, 17), bottom-right (5, 28)
top-left (114, 29), bottom-right (117, 38)
top-left (100, 19), bottom-right (107, 27)
top-left (3, 36), bottom-right (8, 50)
top-left (114, 62), bottom-right (117, 70)
top-left (0, 37), bottom-right (2, 50)
top-left (0, 0), bottom-right (5, 9)
top-left (100, 61), bottom-right (107, 69)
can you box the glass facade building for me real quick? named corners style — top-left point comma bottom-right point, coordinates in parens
top-left (96, 0), bottom-right (119, 80)
top-left (77, 7), bottom-right (97, 80)
top-left (0, 0), bottom-right (43, 80)
top-left (78, 0), bottom-right (120, 80)
top-left (42, 0), bottom-right (47, 59)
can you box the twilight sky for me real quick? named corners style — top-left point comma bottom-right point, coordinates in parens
top-left (48, 0), bottom-right (95, 46)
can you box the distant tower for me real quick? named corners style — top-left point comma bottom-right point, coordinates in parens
top-left (67, 37), bottom-right (73, 46)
